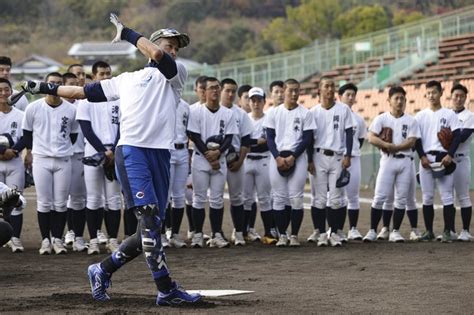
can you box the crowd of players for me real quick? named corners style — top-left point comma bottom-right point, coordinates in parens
top-left (0, 54), bottom-right (473, 255)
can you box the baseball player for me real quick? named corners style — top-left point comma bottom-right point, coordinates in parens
top-left (220, 78), bottom-right (253, 246)
top-left (187, 77), bottom-right (238, 248)
top-left (307, 77), bottom-right (353, 247)
top-left (0, 56), bottom-right (29, 111)
top-left (166, 96), bottom-right (190, 248)
top-left (237, 84), bottom-right (252, 113)
top-left (61, 73), bottom-right (88, 252)
top-left (450, 83), bottom-right (474, 241)
top-left (264, 78), bottom-right (315, 247)
top-left (23, 72), bottom-right (79, 255)
top-left (363, 86), bottom-right (420, 242)
top-left (266, 80), bottom-right (284, 111)
top-left (338, 83), bottom-right (367, 240)
top-left (0, 182), bottom-right (26, 248)
top-left (68, 64), bottom-right (86, 87)
top-left (243, 87), bottom-right (275, 244)
top-left (23, 16), bottom-right (201, 305)
top-left (415, 80), bottom-right (462, 242)
top-left (76, 60), bottom-right (122, 255)
top-left (0, 78), bottom-right (27, 252)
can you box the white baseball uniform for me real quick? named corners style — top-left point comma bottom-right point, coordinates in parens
top-left (452, 108), bottom-right (473, 208)
top-left (187, 105), bottom-right (237, 209)
top-left (169, 99), bottom-right (190, 209)
top-left (0, 107), bottom-right (25, 216)
top-left (76, 98), bottom-right (121, 211)
top-left (370, 112), bottom-right (420, 209)
top-left (264, 104), bottom-right (315, 211)
top-left (415, 107), bottom-right (461, 206)
top-left (23, 98), bottom-right (79, 213)
top-left (243, 113), bottom-right (271, 213)
top-left (12, 89), bottom-right (29, 111)
top-left (67, 99), bottom-right (87, 211)
top-left (310, 101), bottom-right (352, 209)
top-left (225, 104), bottom-right (253, 207)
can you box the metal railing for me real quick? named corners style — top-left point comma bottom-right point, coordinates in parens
top-left (183, 6), bottom-right (474, 100)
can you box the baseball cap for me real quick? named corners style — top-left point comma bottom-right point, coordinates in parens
top-left (248, 87), bottom-right (265, 99)
top-left (430, 162), bottom-right (445, 178)
top-left (336, 168), bottom-right (351, 188)
top-left (149, 28), bottom-right (190, 48)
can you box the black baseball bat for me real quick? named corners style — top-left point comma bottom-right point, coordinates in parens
top-left (7, 89), bottom-right (27, 106)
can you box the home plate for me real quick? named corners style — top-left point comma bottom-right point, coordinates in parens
top-left (187, 290), bottom-right (254, 297)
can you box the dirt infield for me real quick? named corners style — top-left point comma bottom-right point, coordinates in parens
top-left (1, 188), bottom-right (474, 314)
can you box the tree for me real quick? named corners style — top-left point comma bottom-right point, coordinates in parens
top-left (392, 10), bottom-right (425, 26)
top-left (335, 5), bottom-right (390, 38)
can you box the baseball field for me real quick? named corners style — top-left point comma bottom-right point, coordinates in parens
top-left (1, 188), bottom-right (474, 314)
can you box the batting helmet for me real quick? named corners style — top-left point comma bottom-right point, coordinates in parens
top-left (0, 133), bottom-right (14, 149)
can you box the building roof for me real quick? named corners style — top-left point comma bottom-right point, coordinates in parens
top-left (68, 41), bottom-right (137, 57)
top-left (11, 54), bottom-right (63, 75)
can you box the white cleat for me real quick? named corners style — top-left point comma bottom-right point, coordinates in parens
top-left (39, 238), bottom-right (52, 255)
top-left (436, 231), bottom-right (459, 242)
top-left (289, 235), bottom-right (300, 247)
top-left (458, 229), bottom-right (473, 242)
top-left (64, 230), bottom-right (75, 246)
top-left (276, 234), bottom-right (289, 247)
top-left (307, 229), bottom-right (320, 243)
top-left (246, 228), bottom-right (261, 242)
top-left (234, 231), bottom-right (246, 246)
top-left (107, 238), bottom-right (120, 253)
top-left (317, 233), bottom-right (328, 247)
top-left (191, 232), bottom-right (204, 248)
top-left (169, 234), bottom-right (187, 248)
top-left (88, 238), bottom-right (100, 255)
top-left (52, 238), bottom-right (67, 255)
top-left (336, 229), bottom-right (348, 243)
top-left (10, 237), bottom-right (24, 253)
top-left (377, 227), bottom-right (389, 240)
top-left (329, 232), bottom-right (342, 247)
top-left (348, 227), bottom-right (363, 241)
top-left (161, 234), bottom-right (171, 248)
top-left (389, 230), bottom-right (405, 243)
top-left (165, 229), bottom-right (172, 240)
top-left (230, 229), bottom-right (236, 242)
top-left (73, 237), bottom-right (87, 252)
top-left (409, 229), bottom-right (422, 241)
top-left (363, 229), bottom-right (377, 242)
top-left (97, 230), bottom-right (108, 245)
top-left (187, 230), bottom-right (194, 241)
top-left (270, 228), bottom-right (278, 239)
top-left (209, 232), bottom-right (230, 248)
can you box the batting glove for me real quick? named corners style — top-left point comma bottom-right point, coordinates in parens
top-left (22, 81), bottom-right (59, 95)
top-left (110, 13), bottom-right (124, 44)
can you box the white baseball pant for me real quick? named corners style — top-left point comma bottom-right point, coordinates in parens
top-left (169, 148), bottom-right (189, 209)
top-left (243, 155), bottom-right (271, 212)
top-left (311, 152), bottom-right (346, 209)
top-left (192, 153), bottom-right (227, 209)
top-left (419, 153), bottom-right (454, 206)
top-left (453, 154), bottom-right (472, 208)
top-left (67, 152), bottom-right (86, 210)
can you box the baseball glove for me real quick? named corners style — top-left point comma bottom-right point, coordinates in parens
top-left (379, 127), bottom-right (393, 153)
top-left (226, 147), bottom-right (239, 166)
top-left (437, 127), bottom-right (453, 151)
top-left (82, 152), bottom-right (106, 167)
top-left (0, 187), bottom-right (21, 220)
top-left (103, 160), bottom-right (117, 181)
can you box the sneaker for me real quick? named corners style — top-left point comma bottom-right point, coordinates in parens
top-left (348, 227), bottom-right (363, 241)
top-left (97, 230), bottom-right (108, 245)
top-left (187, 230), bottom-right (194, 241)
top-left (169, 234), bottom-right (187, 248)
top-left (52, 238), bottom-right (67, 254)
top-left (363, 229), bottom-right (377, 242)
top-left (87, 263), bottom-right (111, 301)
top-left (270, 228), bottom-right (278, 239)
top-left (458, 229), bottom-right (473, 242)
top-left (376, 227), bottom-right (389, 240)
top-left (420, 230), bottom-right (435, 242)
top-left (165, 229), bottom-right (172, 240)
top-left (203, 233), bottom-right (211, 241)
top-left (317, 233), bottom-right (328, 247)
top-left (65, 230), bottom-right (75, 246)
top-left (329, 232), bottom-right (342, 247)
top-left (209, 232), bottom-right (230, 248)
top-left (289, 235), bottom-right (300, 247)
top-left (39, 238), bottom-right (52, 255)
top-left (276, 234), bottom-right (289, 247)
top-left (230, 229), bottom-right (236, 242)
top-left (436, 231), bottom-right (458, 242)
top-left (10, 237), bottom-right (24, 253)
top-left (234, 231), bottom-right (246, 246)
top-left (107, 238), bottom-right (120, 253)
top-left (246, 228), bottom-right (261, 242)
top-left (73, 237), bottom-right (87, 252)
top-left (261, 235), bottom-right (277, 245)
top-left (161, 234), bottom-right (171, 248)
top-left (441, 230), bottom-right (452, 243)
top-left (389, 230), bottom-right (405, 243)
top-left (336, 229), bottom-right (348, 243)
top-left (156, 281), bottom-right (202, 306)
top-left (307, 230), bottom-right (320, 243)
top-left (409, 229), bottom-right (422, 241)
top-left (88, 238), bottom-right (100, 255)
top-left (191, 232), bottom-right (204, 248)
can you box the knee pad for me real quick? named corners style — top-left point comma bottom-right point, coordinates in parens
top-left (290, 196), bottom-right (304, 210)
